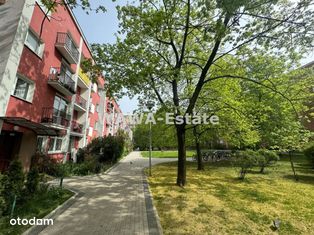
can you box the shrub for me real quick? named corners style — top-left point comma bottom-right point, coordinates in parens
top-left (76, 148), bottom-right (86, 163)
top-left (0, 173), bottom-right (5, 215)
top-left (257, 149), bottom-right (280, 173)
top-left (2, 160), bottom-right (25, 214)
top-left (233, 150), bottom-right (259, 180)
top-left (55, 163), bottom-right (71, 188)
top-left (79, 132), bottom-right (130, 165)
top-left (303, 144), bottom-right (314, 168)
top-left (26, 167), bottom-right (40, 194)
top-left (34, 153), bottom-right (58, 176)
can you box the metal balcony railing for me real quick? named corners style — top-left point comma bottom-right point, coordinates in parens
top-left (49, 67), bottom-right (76, 94)
top-left (71, 120), bottom-right (84, 133)
top-left (56, 33), bottom-right (79, 63)
top-left (75, 94), bottom-right (87, 110)
top-left (41, 107), bottom-right (71, 127)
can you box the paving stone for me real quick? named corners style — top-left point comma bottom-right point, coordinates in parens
top-left (39, 152), bottom-right (175, 235)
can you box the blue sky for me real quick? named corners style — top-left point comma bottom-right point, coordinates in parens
top-left (73, 1), bottom-right (313, 114)
top-left (73, 0), bottom-right (138, 114)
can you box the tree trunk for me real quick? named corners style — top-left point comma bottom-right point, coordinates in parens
top-left (193, 126), bottom-right (204, 170)
top-left (176, 124), bottom-right (186, 186)
top-left (196, 140), bottom-right (204, 170)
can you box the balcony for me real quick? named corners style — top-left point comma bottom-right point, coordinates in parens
top-left (55, 33), bottom-right (79, 64)
top-left (78, 68), bottom-right (90, 88)
top-left (48, 67), bottom-right (76, 96)
top-left (74, 94), bottom-right (87, 112)
top-left (41, 107), bottom-right (71, 128)
top-left (71, 120), bottom-right (85, 136)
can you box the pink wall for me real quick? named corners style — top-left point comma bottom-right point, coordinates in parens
top-left (5, 3), bottom-right (84, 124)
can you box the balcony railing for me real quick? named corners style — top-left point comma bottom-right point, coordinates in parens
top-left (49, 67), bottom-right (76, 94)
top-left (71, 120), bottom-right (84, 134)
top-left (75, 94), bottom-right (87, 110)
top-left (56, 33), bottom-right (79, 64)
top-left (41, 107), bottom-right (71, 127)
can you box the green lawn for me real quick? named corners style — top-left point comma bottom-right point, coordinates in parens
top-left (0, 187), bottom-right (73, 235)
top-left (147, 155), bottom-right (314, 234)
top-left (141, 150), bottom-right (195, 158)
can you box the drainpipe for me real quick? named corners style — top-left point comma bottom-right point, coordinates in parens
top-left (63, 36), bottom-right (83, 163)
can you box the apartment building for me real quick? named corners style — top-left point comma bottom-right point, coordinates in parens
top-left (105, 98), bottom-right (125, 136)
top-left (0, 0), bottom-right (126, 171)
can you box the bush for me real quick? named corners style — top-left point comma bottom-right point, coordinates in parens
top-left (78, 131), bottom-right (130, 165)
top-left (0, 174), bottom-right (5, 215)
top-left (233, 150), bottom-right (259, 180)
top-left (54, 163), bottom-right (71, 188)
top-left (257, 149), bottom-right (280, 173)
top-left (76, 148), bottom-right (86, 163)
top-left (71, 156), bottom-right (102, 176)
top-left (2, 160), bottom-right (25, 214)
top-left (303, 144), bottom-right (314, 168)
top-left (33, 152), bottom-right (58, 176)
top-left (26, 167), bottom-right (40, 194)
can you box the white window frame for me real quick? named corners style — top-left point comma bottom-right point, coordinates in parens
top-left (48, 136), bottom-right (63, 153)
top-left (12, 74), bottom-right (35, 102)
top-left (90, 104), bottom-right (95, 114)
top-left (88, 127), bottom-right (93, 137)
top-left (36, 136), bottom-right (46, 152)
top-left (96, 104), bottom-right (99, 113)
top-left (25, 29), bottom-right (45, 58)
top-left (92, 83), bottom-right (98, 93)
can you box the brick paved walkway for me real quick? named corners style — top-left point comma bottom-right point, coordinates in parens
top-left (38, 152), bottom-right (176, 235)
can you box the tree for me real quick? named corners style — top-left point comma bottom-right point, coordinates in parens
top-left (91, 0), bottom-right (314, 186)
top-left (133, 112), bottom-right (178, 150)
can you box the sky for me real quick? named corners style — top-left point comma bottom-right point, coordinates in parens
top-left (73, 0), bottom-right (138, 114)
top-left (73, 0), bottom-right (314, 114)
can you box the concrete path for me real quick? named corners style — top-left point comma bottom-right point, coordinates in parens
top-left (39, 152), bottom-right (176, 235)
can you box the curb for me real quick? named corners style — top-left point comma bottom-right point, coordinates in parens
top-left (142, 169), bottom-right (163, 235)
top-left (22, 187), bottom-right (84, 235)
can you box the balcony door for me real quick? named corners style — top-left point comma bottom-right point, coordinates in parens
top-left (53, 95), bottom-right (68, 118)
top-left (60, 62), bottom-right (73, 84)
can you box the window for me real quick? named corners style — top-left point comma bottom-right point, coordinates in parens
top-left (88, 127), bottom-right (93, 137)
top-left (48, 137), bottom-right (63, 152)
top-left (92, 83), bottom-right (98, 93)
top-left (13, 75), bottom-right (35, 102)
top-left (14, 79), bottom-right (29, 99)
top-left (90, 104), bottom-right (95, 114)
top-left (96, 104), bottom-right (99, 113)
top-left (36, 136), bottom-right (45, 152)
top-left (94, 121), bottom-right (98, 130)
top-left (60, 62), bottom-right (74, 83)
top-left (48, 138), bottom-right (55, 151)
top-left (53, 96), bottom-right (68, 117)
top-left (25, 30), bottom-right (45, 57)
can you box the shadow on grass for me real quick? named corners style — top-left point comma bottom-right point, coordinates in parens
top-left (283, 174), bottom-right (314, 186)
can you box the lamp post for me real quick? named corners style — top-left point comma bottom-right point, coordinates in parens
top-left (147, 100), bottom-right (154, 176)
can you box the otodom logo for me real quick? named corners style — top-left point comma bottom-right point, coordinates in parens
top-left (10, 217), bottom-right (54, 226)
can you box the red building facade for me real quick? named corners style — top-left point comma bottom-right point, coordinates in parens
top-left (0, 0), bottom-right (126, 171)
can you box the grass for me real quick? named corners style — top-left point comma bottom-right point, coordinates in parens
top-left (0, 187), bottom-right (74, 235)
top-left (141, 150), bottom-right (195, 158)
top-left (147, 155), bottom-right (314, 235)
